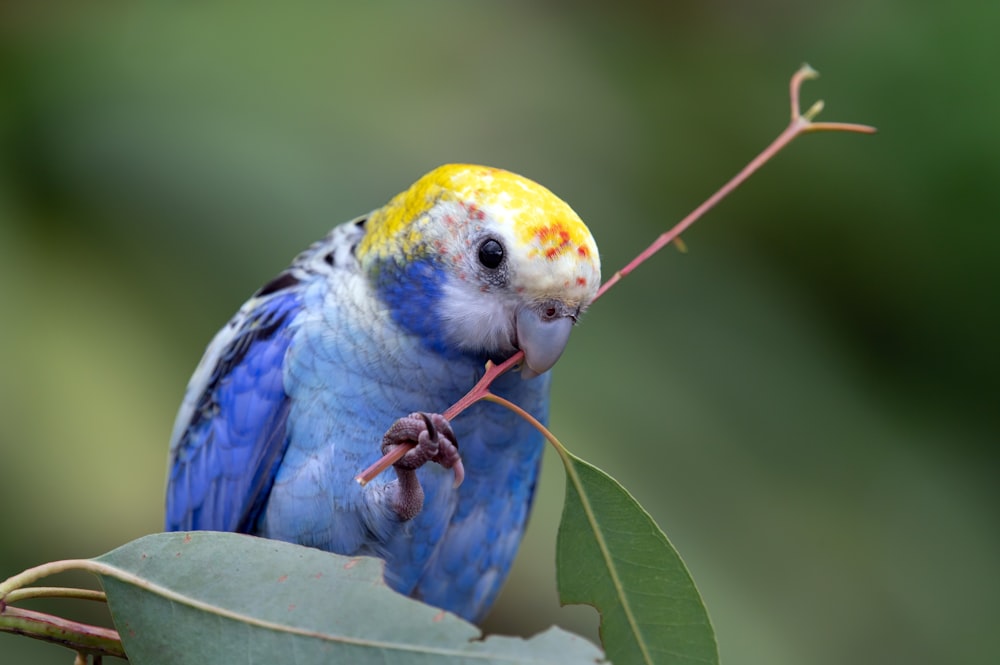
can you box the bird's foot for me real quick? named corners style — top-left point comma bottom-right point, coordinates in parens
top-left (381, 412), bottom-right (463, 521)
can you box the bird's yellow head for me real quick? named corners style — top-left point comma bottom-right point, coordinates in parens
top-left (358, 164), bottom-right (600, 376)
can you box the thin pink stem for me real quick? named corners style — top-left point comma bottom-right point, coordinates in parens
top-left (442, 354), bottom-right (522, 421)
top-left (354, 354), bottom-right (523, 485)
top-left (594, 118), bottom-right (808, 302)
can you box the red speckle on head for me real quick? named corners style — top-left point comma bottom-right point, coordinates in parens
top-left (314, 572), bottom-right (323, 579)
top-left (576, 277), bottom-right (587, 286)
top-left (535, 223), bottom-right (574, 259)
top-left (183, 534), bottom-right (192, 543)
top-left (277, 575), bottom-right (288, 583)
top-left (433, 610), bottom-right (447, 623)
top-left (577, 246), bottom-right (589, 258)
top-left (462, 202), bottom-right (485, 221)
top-left (344, 559), bottom-right (358, 570)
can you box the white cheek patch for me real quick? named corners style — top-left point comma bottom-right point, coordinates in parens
top-left (438, 279), bottom-right (517, 355)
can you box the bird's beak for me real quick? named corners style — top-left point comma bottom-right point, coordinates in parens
top-left (516, 306), bottom-right (575, 379)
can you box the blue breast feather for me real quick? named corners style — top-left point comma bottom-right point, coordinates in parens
top-left (165, 290), bottom-right (301, 532)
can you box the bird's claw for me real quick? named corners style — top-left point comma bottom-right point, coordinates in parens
top-left (382, 413), bottom-right (461, 475)
top-left (381, 412), bottom-right (464, 521)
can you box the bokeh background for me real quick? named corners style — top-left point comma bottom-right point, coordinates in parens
top-left (1, 2), bottom-right (996, 664)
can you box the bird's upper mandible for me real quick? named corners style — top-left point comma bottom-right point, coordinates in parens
top-left (356, 164), bottom-right (601, 377)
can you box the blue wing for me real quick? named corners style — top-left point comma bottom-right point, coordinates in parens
top-left (165, 286), bottom-right (302, 533)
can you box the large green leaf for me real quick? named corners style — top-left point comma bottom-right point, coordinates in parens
top-left (556, 451), bottom-right (717, 665)
top-left (94, 532), bottom-right (603, 664)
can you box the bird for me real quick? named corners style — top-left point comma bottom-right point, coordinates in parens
top-left (165, 164), bottom-right (601, 623)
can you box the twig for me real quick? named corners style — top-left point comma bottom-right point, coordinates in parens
top-left (0, 606), bottom-right (125, 659)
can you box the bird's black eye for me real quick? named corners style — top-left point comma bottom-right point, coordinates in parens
top-left (478, 238), bottom-right (504, 269)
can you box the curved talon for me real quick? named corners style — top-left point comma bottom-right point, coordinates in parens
top-left (380, 412), bottom-right (462, 520)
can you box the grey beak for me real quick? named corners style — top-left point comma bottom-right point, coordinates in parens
top-left (516, 307), bottom-right (574, 379)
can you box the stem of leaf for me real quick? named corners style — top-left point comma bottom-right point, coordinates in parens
top-left (0, 560), bottom-right (96, 600)
top-left (3, 587), bottom-right (107, 605)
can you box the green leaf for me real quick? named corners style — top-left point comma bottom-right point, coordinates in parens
top-left (94, 532), bottom-right (603, 664)
top-left (556, 451), bottom-right (718, 665)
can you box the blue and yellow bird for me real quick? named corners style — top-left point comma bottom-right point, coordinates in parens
top-left (165, 164), bottom-right (601, 623)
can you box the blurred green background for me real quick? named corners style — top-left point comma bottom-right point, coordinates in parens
top-left (1, 2), bottom-right (996, 664)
